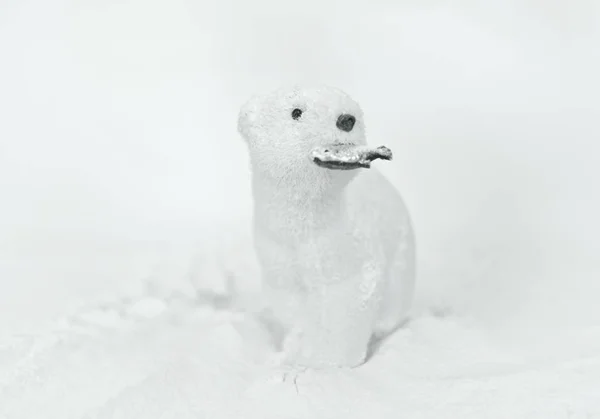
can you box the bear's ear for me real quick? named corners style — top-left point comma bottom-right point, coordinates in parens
top-left (237, 94), bottom-right (261, 141)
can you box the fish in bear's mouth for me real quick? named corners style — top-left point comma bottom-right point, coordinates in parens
top-left (311, 143), bottom-right (393, 170)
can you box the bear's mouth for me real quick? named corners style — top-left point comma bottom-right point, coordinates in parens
top-left (311, 143), bottom-right (393, 170)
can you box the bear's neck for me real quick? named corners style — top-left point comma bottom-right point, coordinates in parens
top-left (251, 170), bottom-right (353, 242)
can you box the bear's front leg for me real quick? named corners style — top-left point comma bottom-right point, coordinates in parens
top-left (282, 266), bottom-right (382, 369)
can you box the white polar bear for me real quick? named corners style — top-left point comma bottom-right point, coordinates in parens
top-left (237, 85), bottom-right (416, 368)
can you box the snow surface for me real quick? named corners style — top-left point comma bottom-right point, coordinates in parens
top-left (1, 0), bottom-right (600, 418)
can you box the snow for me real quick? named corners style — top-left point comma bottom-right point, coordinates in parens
top-left (1, 0), bottom-right (599, 418)
top-left (2, 306), bottom-right (599, 418)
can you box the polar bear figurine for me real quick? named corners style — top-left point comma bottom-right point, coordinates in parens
top-left (237, 85), bottom-right (416, 368)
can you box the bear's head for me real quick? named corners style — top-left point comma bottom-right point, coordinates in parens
top-left (238, 85), bottom-right (367, 183)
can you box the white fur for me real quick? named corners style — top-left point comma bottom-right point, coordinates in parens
top-left (238, 85), bottom-right (416, 368)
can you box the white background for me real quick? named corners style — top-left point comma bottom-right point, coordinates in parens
top-left (0, 1), bottom-right (599, 416)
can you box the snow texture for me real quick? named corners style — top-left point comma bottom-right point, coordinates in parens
top-left (1, 0), bottom-right (600, 418)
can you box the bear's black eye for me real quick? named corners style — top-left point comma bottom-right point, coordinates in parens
top-left (291, 108), bottom-right (303, 120)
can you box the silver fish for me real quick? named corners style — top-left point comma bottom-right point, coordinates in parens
top-left (311, 144), bottom-right (393, 170)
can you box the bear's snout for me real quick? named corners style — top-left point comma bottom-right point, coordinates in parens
top-left (336, 114), bottom-right (356, 132)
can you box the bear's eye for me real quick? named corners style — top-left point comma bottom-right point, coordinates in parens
top-left (291, 108), bottom-right (303, 120)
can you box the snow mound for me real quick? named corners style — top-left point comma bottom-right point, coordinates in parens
top-left (1, 295), bottom-right (599, 419)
